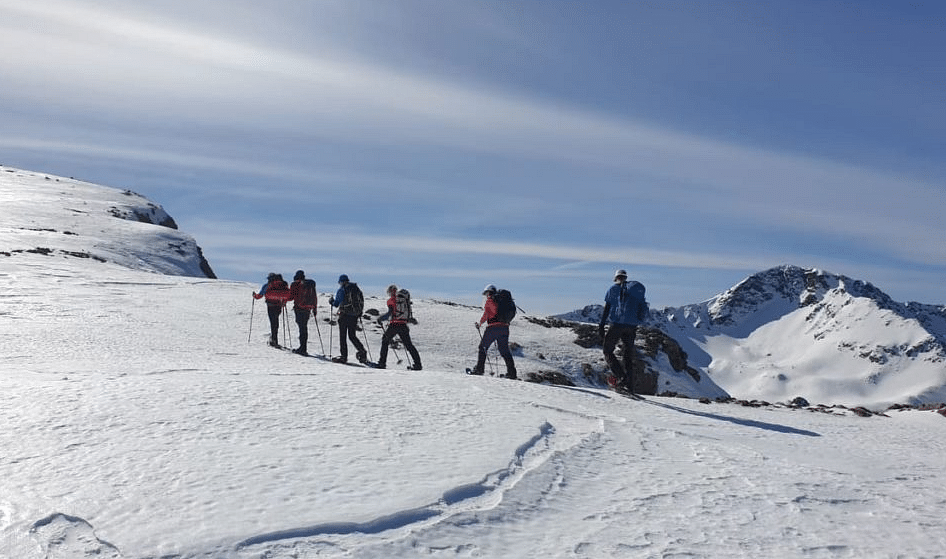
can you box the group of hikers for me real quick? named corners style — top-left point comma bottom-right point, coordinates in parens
top-left (252, 268), bottom-right (648, 393)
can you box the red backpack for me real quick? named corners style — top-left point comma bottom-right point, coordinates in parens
top-left (265, 280), bottom-right (290, 305)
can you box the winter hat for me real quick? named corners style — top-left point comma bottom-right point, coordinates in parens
top-left (614, 269), bottom-right (628, 282)
top-left (338, 274), bottom-right (349, 284)
top-left (294, 270), bottom-right (305, 280)
top-left (482, 284), bottom-right (497, 295)
top-left (387, 284), bottom-right (398, 295)
top-left (267, 272), bottom-right (277, 280)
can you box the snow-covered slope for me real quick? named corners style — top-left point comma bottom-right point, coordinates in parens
top-left (0, 165), bottom-right (214, 279)
top-left (2, 168), bottom-right (946, 558)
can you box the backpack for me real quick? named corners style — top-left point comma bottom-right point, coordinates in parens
top-left (343, 283), bottom-right (365, 316)
top-left (300, 279), bottom-right (317, 309)
top-left (393, 288), bottom-right (412, 321)
top-left (265, 279), bottom-right (290, 305)
top-left (619, 281), bottom-right (649, 322)
top-left (492, 289), bottom-right (516, 323)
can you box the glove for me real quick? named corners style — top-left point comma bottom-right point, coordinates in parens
top-left (474, 322), bottom-right (481, 329)
top-left (376, 318), bottom-right (383, 326)
top-left (329, 296), bottom-right (335, 306)
top-left (598, 324), bottom-right (605, 339)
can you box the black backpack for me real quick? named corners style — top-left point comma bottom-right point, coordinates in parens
top-left (301, 279), bottom-right (317, 309)
top-left (344, 283), bottom-right (365, 316)
top-left (492, 289), bottom-right (516, 323)
top-left (393, 288), bottom-right (412, 321)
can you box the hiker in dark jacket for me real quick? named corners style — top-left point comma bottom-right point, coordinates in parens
top-left (375, 284), bottom-right (422, 370)
top-left (288, 270), bottom-right (315, 356)
top-left (599, 269), bottom-right (648, 393)
top-left (329, 274), bottom-right (367, 364)
top-left (253, 272), bottom-right (290, 347)
top-left (470, 284), bottom-right (516, 379)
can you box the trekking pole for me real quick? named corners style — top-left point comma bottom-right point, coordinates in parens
top-left (359, 315), bottom-right (373, 363)
top-left (248, 297), bottom-right (256, 343)
top-left (313, 308), bottom-right (325, 355)
top-left (282, 306), bottom-right (292, 348)
top-left (329, 307), bottom-right (335, 358)
top-left (475, 324), bottom-right (496, 376)
top-left (383, 323), bottom-right (403, 365)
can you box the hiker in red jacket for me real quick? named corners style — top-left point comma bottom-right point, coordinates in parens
top-left (375, 284), bottom-right (421, 370)
top-left (469, 284), bottom-right (517, 379)
top-left (288, 270), bottom-right (316, 356)
top-left (253, 273), bottom-right (290, 347)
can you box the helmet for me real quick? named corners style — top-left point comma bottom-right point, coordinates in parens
top-left (294, 270), bottom-right (305, 280)
top-left (387, 284), bottom-right (398, 295)
top-left (482, 284), bottom-right (497, 295)
top-left (338, 274), bottom-right (349, 284)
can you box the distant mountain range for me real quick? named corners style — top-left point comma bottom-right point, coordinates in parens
top-left (558, 265), bottom-right (946, 408)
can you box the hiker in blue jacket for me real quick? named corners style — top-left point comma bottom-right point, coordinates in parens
top-left (598, 269), bottom-right (648, 393)
top-left (328, 274), bottom-right (368, 364)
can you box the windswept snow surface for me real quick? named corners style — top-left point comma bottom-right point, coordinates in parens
top-left (2, 256), bottom-right (946, 559)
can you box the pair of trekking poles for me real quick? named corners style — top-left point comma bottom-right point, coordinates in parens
top-left (248, 298), bottom-right (324, 353)
top-left (250, 298), bottom-right (379, 362)
top-left (474, 323), bottom-right (500, 376)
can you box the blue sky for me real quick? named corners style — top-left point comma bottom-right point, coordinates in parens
top-left (2, 0), bottom-right (944, 314)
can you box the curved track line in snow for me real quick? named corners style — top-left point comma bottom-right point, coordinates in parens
top-left (236, 422), bottom-right (560, 552)
top-left (236, 507), bottom-right (442, 548)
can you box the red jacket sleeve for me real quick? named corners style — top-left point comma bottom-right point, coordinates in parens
top-left (481, 297), bottom-right (497, 324)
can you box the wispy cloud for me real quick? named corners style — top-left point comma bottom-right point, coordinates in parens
top-left (3, 0), bottom-right (944, 307)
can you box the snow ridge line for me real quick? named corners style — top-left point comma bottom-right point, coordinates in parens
top-left (235, 422), bottom-right (557, 551)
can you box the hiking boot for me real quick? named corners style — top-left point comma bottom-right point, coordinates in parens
top-left (356, 351), bottom-right (368, 364)
top-left (407, 364), bottom-right (422, 371)
top-left (332, 356), bottom-right (348, 364)
top-left (374, 363), bottom-right (386, 369)
top-left (292, 348), bottom-right (308, 356)
top-left (504, 372), bottom-right (517, 380)
top-left (468, 367), bottom-right (484, 376)
top-left (620, 377), bottom-right (634, 393)
top-left (269, 339), bottom-right (281, 348)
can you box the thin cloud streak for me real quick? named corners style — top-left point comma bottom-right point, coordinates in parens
top-left (194, 224), bottom-right (788, 273)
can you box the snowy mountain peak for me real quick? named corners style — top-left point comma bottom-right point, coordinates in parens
top-left (0, 165), bottom-right (215, 278)
top-left (654, 265), bottom-right (946, 407)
